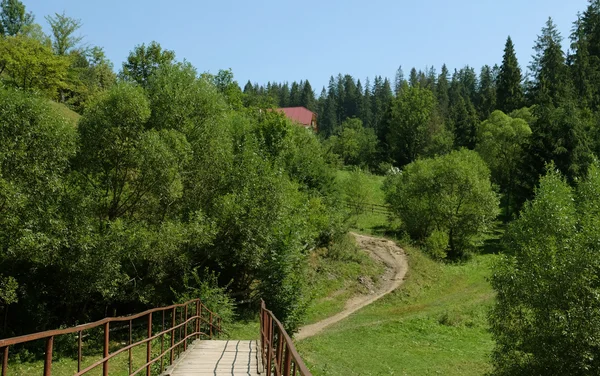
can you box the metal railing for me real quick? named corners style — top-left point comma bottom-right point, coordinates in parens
top-left (260, 300), bottom-right (311, 376)
top-left (0, 298), bottom-right (221, 376)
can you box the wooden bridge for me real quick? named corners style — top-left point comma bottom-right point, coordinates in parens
top-left (0, 299), bottom-right (311, 376)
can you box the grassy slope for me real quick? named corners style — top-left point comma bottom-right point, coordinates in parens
top-left (294, 170), bottom-right (497, 375)
top-left (48, 100), bottom-right (81, 126)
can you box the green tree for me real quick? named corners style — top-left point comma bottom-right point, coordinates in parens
top-left (0, 0), bottom-right (33, 36)
top-left (385, 86), bottom-right (452, 166)
top-left (0, 35), bottom-right (70, 96)
top-left (45, 12), bottom-right (83, 56)
top-left (476, 110), bottom-right (531, 218)
top-left (497, 36), bottom-right (524, 113)
top-left (476, 65), bottom-right (496, 120)
top-left (490, 163), bottom-right (600, 375)
top-left (121, 41), bottom-right (175, 88)
top-left (325, 118), bottom-right (378, 168)
top-left (528, 18), bottom-right (570, 106)
top-left (384, 149), bottom-right (499, 259)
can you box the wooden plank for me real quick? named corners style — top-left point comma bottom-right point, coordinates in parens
top-left (167, 340), bottom-right (259, 376)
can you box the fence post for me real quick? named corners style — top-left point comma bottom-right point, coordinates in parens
top-left (170, 307), bottom-right (176, 364)
top-left (184, 305), bottom-right (188, 351)
top-left (103, 322), bottom-right (109, 376)
top-left (129, 320), bottom-right (133, 375)
top-left (283, 345), bottom-right (292, 376)
top-left (146, 312), bottom-right (152, 376)
top-left (77, 330), bottom-right (82, 373)
top-left (2, 345), bottom-right (9, 376)
top-left (161, 310), bottom-right (165, 372)
top-left (43, 336), bottom-right (53, 376)
top-left (195, 300), bottom-right (200, 339)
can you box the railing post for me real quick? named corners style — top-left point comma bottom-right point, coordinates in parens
top-left (170, 307), bottom-right (176, 364)
top-left (43, 336), bottom-right (53, 376)
top-left (161, 310), bottom-right (165, 372)
top-left (265, 317), bottom-right (272, 374)
top-left (196, 299), bottom-right (202, 339)
top-left (283, 345), bottom-right (292, 376)
top-left (277, 331), bottom-right (284, 374)
top-left (184, 304), bottom-right (188, 351)
top-left (146, 312), bottom-right (152, 376)
top-left (129, 320), bottom-right (133, 375)
top-left (209, 312), bottom-right (213, 339)
top-left (2, 345), bottom-right (9, 376)
top-left (103, 322), bottom-right (109, 376)
top-left (77, 330), bottom-right (82, 373)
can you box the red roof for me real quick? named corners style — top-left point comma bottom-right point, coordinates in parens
top-left (276, 107), bottom-right (315, 126)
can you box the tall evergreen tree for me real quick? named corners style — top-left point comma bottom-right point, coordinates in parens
top-left (528, 18), bottom-right (570, 106)
top-left (409, 68), bottom-right (419, 88)
top-left (394, 65), bottom-right (405, 96)
top-left (436, 64), bottom-right (450, 118)
top-left (477, 65), bottom-right (497, 120)
top-left (497, 36), bottom-right (524, 113)
top-left (300, 80), bottom-right (315, 111)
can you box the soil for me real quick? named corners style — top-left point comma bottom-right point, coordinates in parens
top-left (295, 233), bottom-right (408, 341)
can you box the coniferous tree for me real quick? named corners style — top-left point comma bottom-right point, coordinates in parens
top-left (528, 18), bottom-right (570, 106)
top-left (361, 77), bottom-right (373, 128)
top-left (394, 65), bottom-right (405, 96)
top-left (409, 68), bottom-right (419, 88)
top-left (497, 36), bottom-right (524, 113)
top-left (300, 80), bottom-right (315, 110)
top-left (477, 65), bottom-right (497, 120)
top-left (436, 64), bottom-right (450, 118)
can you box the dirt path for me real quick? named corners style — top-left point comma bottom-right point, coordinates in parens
top-left (295, 233), bottom-right (408, 341)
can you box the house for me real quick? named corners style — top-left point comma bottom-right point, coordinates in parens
top-left (275, 106), bottom-right (318, 132)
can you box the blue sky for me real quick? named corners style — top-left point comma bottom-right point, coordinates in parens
top-left (26, 0), bottom-right (588, 91)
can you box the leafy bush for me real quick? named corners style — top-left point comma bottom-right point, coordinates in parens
top-left (489, 162), bottom-right (600, 375)
top-left (384, 149), bottom-right (499, 259)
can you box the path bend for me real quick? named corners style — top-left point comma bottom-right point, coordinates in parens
top-left (295, 233), bottom-right (408, 340)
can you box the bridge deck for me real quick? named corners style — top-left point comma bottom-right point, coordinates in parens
top-left (166, 340), bottom-right (260, 376)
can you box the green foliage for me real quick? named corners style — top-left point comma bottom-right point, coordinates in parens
top-left (384, 149), bottom-right (499, 259)
top-left (0, 0), bottom-right (33, 36)
top-left (325, 118), bottom-right (378, 168)
top-left (489, 163), bottom-right (600, 375)
top-left (497, 36), bottom-right (524, 113)
top-left (176, 268), bottom-right (235, 323)
top-left (476, 110), bottom-right (531, 217)
top-left (45, 12), bottom-right (83, 56)
top-left (0, 35), bottom-right (70, 96)
top-left (120, 41), bottom-right (175, 88)
top-left (385, 86), bottom-right (452, 167)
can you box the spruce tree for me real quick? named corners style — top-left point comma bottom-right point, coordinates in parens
top-left (497, 36), bottom-right (524, 113)
top-left (477, 65), bottom-right (497, 120)
top-left (300, 80), bottom-right (315, 111)
top-left (528, 18), bottom-right (570, 106)
top-left (394, 65), bottom-right (405, 96)
top-left (436, 64), bottom-right (450, 118)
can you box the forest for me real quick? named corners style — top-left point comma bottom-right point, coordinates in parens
top-left (2, 0), bottom-right (600, 374)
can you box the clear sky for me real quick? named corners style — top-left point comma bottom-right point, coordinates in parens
top-left (25, 0), bottom-right (588, 91)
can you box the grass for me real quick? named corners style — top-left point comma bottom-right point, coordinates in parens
top-left (302, 235), bottom-right (385, 325)
top-left (293, 168), bottom-right (499, 375)
top-left (48, 100), bottom-right (81, 126)
top-left (296, 248), bottom-right (498, 376)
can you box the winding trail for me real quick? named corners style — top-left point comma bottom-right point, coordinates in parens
top-left (295, 232), bottom-right (408, 341)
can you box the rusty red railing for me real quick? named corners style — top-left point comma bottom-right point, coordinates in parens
top-left (260, 300), bottom-right (311, 376)
top-left (0, 299), bottom-right (221, 376)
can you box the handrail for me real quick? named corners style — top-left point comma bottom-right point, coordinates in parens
top-left (0, 298), bottom-right (222, 376)
top-left (260, 300), bottom-right (312, 376)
